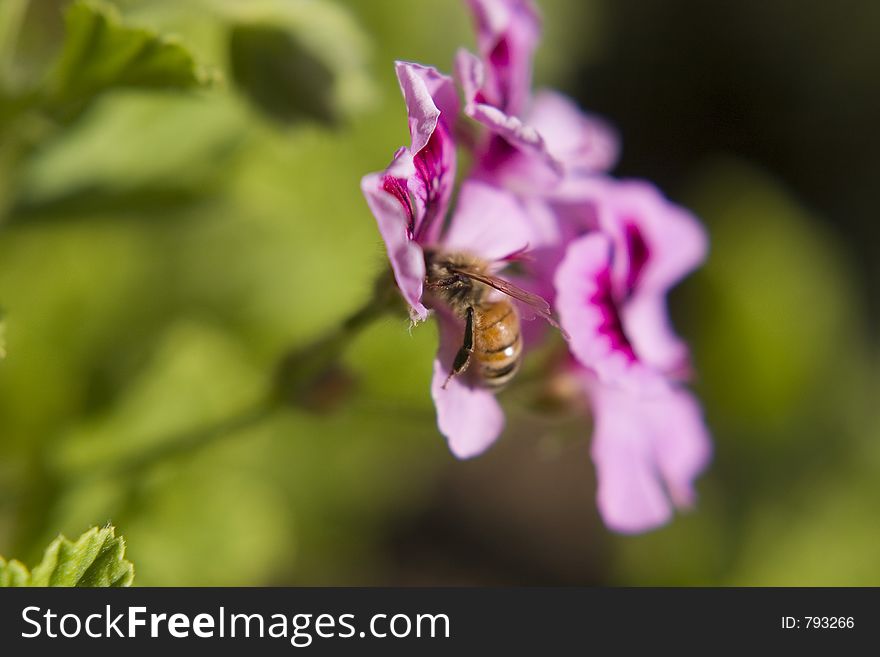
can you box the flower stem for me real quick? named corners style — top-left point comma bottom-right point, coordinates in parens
top-left (72, 269), bottom-right (402, 484)
top-left (87, 400), bottom-right (276, 484)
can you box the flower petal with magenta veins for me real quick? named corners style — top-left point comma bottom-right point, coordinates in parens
top-left (361, 62), bottom-right (460, 319)
top-left (554, 233), bottom-right (665, 393)
top-left (595, 179), bottom-right (707, 375)
top-left (465, 0), bottom-right (541, 114)
top-left (455, 48), bottom-right (485, 107)
top-left (394, 62), bottom-right (459, 245)
top-left (551, 177), bottom-right (707, 376)
top-left (593, 179), bottom-right (708, 297)
top-left (361, 163), bottom-right (428, 321)
top-left (467, 102), bottom-right (563, 176)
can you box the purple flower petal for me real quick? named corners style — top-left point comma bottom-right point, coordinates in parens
top-left (594, 179), bottom-right (708, 297)
top-left (442, 180), bottom-right (553, 262)
top-left (466, 102), bottom-right (564, 177)
top-left (589, 377), bottom-right (712, 533)
top-left (361, 159), bottom-right (428, 321)
top-left (551, 177), bottom-right (707, 376)
top-left (395, 61), bottom-right (459, 154)
top-left (526, 90), bottom-right (620, 174)
top-left (361, 64), bottom-right (460, 318)
top-left (393, 62), bottom-right (459, 245)
top-left (408, 123), bottom-right (457, 245)
top-left (456, 50), bottom-right (561, 180)
top-left (621, 293), bottom-right (692, 380)
top-left (457, 58), bottom-right (616, 192)
top-left (431, 311), bottom-right (505, 458)
top-left (649, 387), bottom-right (712, 510)
top-left (455, 48), bottom-right (485, 108)
top-left (595, 179), bottom-right (707, 374)
top-left (554, 233), bottom-right (665, 392)
top-left (465, 0), bottom-right (541, 115)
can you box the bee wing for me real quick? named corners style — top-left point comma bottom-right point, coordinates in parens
top-left (451, 268), bottom-right (568, 337)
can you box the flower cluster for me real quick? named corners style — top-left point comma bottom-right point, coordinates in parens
top-left (362, 0), bottom-right (710, 533)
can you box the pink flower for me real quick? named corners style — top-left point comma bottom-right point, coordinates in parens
top-left (362, 62), bottom-right (556, 458)
top-left (361, 62), bottom-right (459, 322)
top-left (553, 177), bottom-right (711, 531)
top-left (361, 2), bottom-right (713, 534)
top-left (553, 178), bottom-right (708, 391)
top-left (463, 0), bottom-right (541, 116)
top-left (457, 0), bottom-right (618, 191)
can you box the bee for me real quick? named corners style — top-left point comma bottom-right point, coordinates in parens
top-left (423, 249), bottom-right (561, 391)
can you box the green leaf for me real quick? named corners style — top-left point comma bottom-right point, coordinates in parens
top-left (0, 557), bottom-right (30, 586)
top-left (0, 525), bottom-right (134, 587)
top-left (49, 0), bottom-right (218, 118)
top-left (221, 0), bottom-right (375, 125)
top-left (229, 23), bottom-right (336, 126)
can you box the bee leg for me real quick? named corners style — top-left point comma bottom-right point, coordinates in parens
top-left (425, 275), bottom-right (462, 290)
top-left (442, 306), bottom-right (475, 390)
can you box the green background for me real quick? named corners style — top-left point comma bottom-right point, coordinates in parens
top-left (0, 0), bottom-right (877, 585)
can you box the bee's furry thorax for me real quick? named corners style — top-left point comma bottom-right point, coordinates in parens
top-left (423, 250), bottom-right (491, 318)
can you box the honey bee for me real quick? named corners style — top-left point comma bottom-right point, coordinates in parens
top-left (423, 249), bottom-right (561, 391)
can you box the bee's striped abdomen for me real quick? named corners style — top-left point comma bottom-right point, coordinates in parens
top-left (474, 301), bottom-right (522, 390)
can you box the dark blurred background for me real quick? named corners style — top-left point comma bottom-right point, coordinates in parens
top-left (582, 0), bottom-right (879, 320)
top-left (0, 0), bottom-right (877, 585)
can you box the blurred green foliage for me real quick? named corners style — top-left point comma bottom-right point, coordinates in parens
top-left (0, 0), bottom-right (877, 586)
top-left (51, 1), bottom-right (217, 111)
